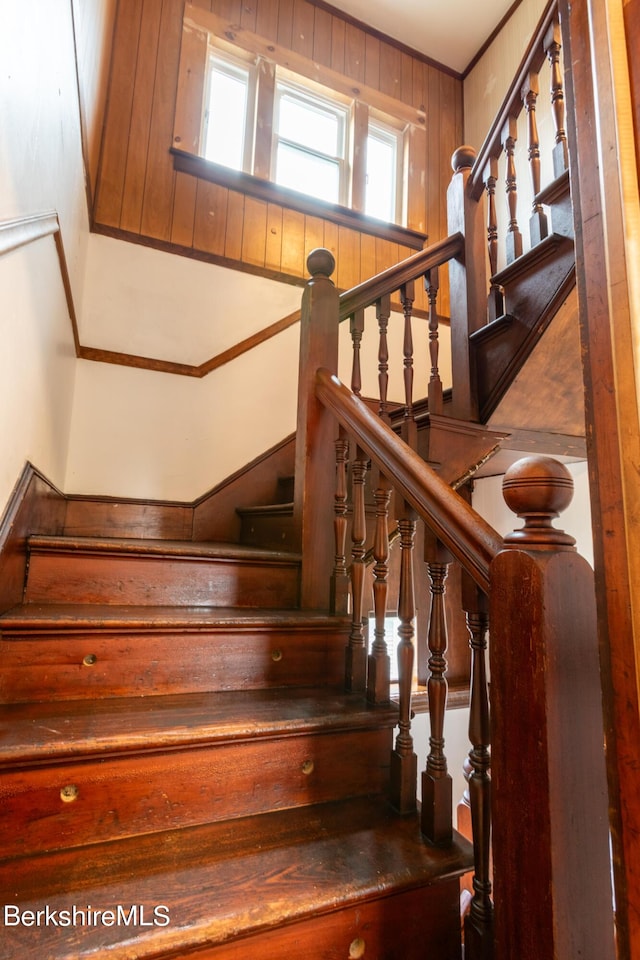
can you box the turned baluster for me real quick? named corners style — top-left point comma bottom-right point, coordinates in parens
top-left (485, 158), bottom-right (504, 322)
top-left (376, 294), bottom-right (391, 423)
top-left (503, 118), bottom-right (523, 263)
top-left (390, 508), bottom-right (418, 814)
top-left (350, 308), bottom-right (365, 398)
top-left (544, 18), bottom-right (568, 176)
top-left (421, 534), bottom-right (453, 843)
top-left (462, 576), bottom-right (493, 960)
top-left (345, 449), bottom-right (368, 692)
top-left (522, 71), bottom-right (548, 246)
top-left (368, 474), bottom-right (392, 705)
top-left (331, 430), bottom-right (350, 615)
top-left (345, 307), bottom-right (368, 689)
top-left (425, 268), bottom-right (443, 415)
top-left (400, 281), bottom-right (417, 449)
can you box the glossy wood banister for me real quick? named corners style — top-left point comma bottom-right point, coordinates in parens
top-left (314, 369), bottom-right (502, 594)
top-left (338, 233), bottom-right (464, 321)
top-left (468, 0), bottom-right (558, 200)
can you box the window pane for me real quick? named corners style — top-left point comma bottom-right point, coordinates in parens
top-left (276, 142), bottom-right (340, 204)
top-left (203, 66), bottom-right (247, 169)
top-left (366, 131), bottom-right (396, 222)
top-left (278, 93), bottom-right (340, 156)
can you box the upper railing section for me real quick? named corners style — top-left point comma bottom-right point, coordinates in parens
top-left (466, 0), bottom-right (569, 314)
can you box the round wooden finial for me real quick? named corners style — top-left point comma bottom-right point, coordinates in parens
top-left (307, 247), bottom-right (335, 279)
top-left (502, 456), bottom-right (576, 548)
top-left (451, 145), bottom-right (476, 173)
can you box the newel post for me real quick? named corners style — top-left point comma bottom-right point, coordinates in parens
top-left (489, 457), bottom-right (615, 960)
top-left (447, 145), bottom-right (487, 422)
top-left (293, 248), bottom-right (340, 610)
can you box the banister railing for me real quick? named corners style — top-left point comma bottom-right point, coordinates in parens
top-left (291, 1), bottom-right (616, 954)
top-left (315, 368), bottom-right (501, 594)
top-left (337, 233), bottom-right (463, 322)
top-left (466, 0), bottom-right (569, 301)
top-left (308, 345), bottom-right (615, 960)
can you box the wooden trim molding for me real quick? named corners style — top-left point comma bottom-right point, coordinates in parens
top-left (79, 307), bottom-right (302, 378)
top-left (0, 463), bottom-right (67, 615)
top-left (171, 149), bottom-right (427, 250)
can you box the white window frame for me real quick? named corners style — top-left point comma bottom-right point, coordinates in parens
top-left (365, 118), bottom-right (404, 225)
top-left (271, 79), bottom-right (350, 207)
top-left (201, 48), bottom-right (255, 173)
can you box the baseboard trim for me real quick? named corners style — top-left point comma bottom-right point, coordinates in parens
top-left (0, 463), bottom-right (66, 614)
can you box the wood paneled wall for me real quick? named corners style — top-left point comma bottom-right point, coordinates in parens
top-left (94, 0), bottom-right (462, 301)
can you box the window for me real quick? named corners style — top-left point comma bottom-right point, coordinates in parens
top-left (201, 51), bottom-right (253, 172)
top-left (365, 121), bottom-right (402, 223)
top-left (173, 12), bottom-right (425, 234)
top-left (273, 82), bottom-right (349, 206)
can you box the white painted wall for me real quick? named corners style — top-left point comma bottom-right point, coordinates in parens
top-left (0, 0), bottom-right (88, 508)
top-left (65, 324), bottom-right (301, 500)
top-left (79, 235), bottom-right (303, 364)
top-left (463, 0), bottom-right (548, 153)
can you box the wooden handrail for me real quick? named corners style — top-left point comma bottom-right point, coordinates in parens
top-left (338, 233), bottom-right (464, 321)
top-left (468, 0), bottom-right (557, 200)
top-left (315, 368), bottom-right (502, 594)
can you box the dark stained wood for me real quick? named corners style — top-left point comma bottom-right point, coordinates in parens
top-left (194, 434), bottom-right (295, 541)
top-left (64, 497), bottom-right (193, 540)
top-left (543, 17), bottom-right (569, 176)
top-left (447, 147), bottom-right (489, 420)
top-left (421, 539), bottom-right (453, 844)
top-left (0, 607), bottom-right (349, 702)
top-left (331, 431), bottom-right (350, 614)
top-left (470, 232), bottom-right (576, 421)
top-left (0, 702), bottom-right (393, 858)
top-left (489, 457), bottom-right (615, 960)
top-left (315, 368), bottom-right (503, 593)
top-left (389, 509), bottom-right (418, 813)
top-left (368, 474), bottom-right (392, 703)
top-left (0, 797), bottom-right (471, 960)
top-left (503, 119), bottom-right (523, 262)
top-left (0, 464), bottom-right (66, 616)
top-left (559, 2), bottom-right (640, 954)
top-left (461, 580), bottom-right (493, 960)
top-left (24, 536), bottom-right (301, 609)
top-left (293, 250), bottom-right (341, 609)
top-left (345, 449), bottom-right (368, 692)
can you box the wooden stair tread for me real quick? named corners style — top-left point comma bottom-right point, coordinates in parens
top-left (28, 535), bottom-right (301, 564)
top-left (0, 797), bottom-right (473, 960)
top-left (236, 501), bottom-right (293, 516)
top-left (0, 603), bottom-right (346, 630)
top-left (0, 688), bottom-right (398, 765)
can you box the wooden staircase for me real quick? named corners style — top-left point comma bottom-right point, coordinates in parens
top-left (0, 527), bottom-right (472, 959)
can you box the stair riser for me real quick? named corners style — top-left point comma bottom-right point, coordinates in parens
top-left (0, 729), bottom-right (392, 859)
top-left (24, 554), bottom-right (300, 607)
top-left (0, 628), bottom-right (347, 702)
top-left (239, 513), bottom-right (295, 551)
top-left (185, 881), bottom-right (462, 960)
